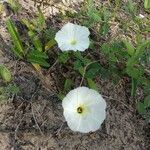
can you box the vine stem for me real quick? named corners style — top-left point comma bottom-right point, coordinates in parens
top-left (79, 60), bottom-right (100, 87)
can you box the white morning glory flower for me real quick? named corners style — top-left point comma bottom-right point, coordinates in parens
top-left (55, 23), bottom-right (90, 52)
top-left (62, 87), bottom-right (107, 133)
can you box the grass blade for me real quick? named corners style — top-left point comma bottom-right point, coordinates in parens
top-left (6, 19), bottom-right (24, 59)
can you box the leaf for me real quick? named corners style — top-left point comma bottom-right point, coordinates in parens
top-left (100, 67), bottom-right (110, 79)
top-left (144, 95), bottom-right (150, 108)
top-left (124, 41), bottom-right (135, 56)
top-left (32, 9), bottom-right (46, 31)
top-left (87, 78), bottom-right (98, 91)
top-left (131, 77), bottom-right (138, 96)
top-left (85, 62), bottom-right (101, 79)
top-left (32, 64), bottom-right (41, 71)
top-left (58, 52), bottom-right (70, 64)
top-left (45, 39), bottom-right (56, 51)
top-left (126, 66), bottom-right (144, 79)
top-left (115, 0), bottom-right (121, 9)
top-left (125, 0), bottom-right (137, 15)
top-left (144, 0), bottom-right (150, 9)
top-left (103, 9), bottom-right (110, 21)
top-left (78, 67), bottom-right (84, 76)
top-left (37, 8), bottom-right (46, 29)
top-left (137, 102), bottom-right (145, 114)
top-left (144, 84), bottom-right (150, 95)
top-left (22, 19), bottom-right (35, 31)
top-left (27, 50), bottom-right (50, 67)
top-left (64, 79), bottom-right (72, 92)
top-left (57, 92), bottom-right (65, 101)
top-left (100, 23), bottom-right (109, 36)
top-left (0, 95), bottom-right (6, 101)
top-left (109, 53), bottom-right (118, 62)
top-left (74, 60), bottom-right (83, 70)
top-left (28, 50), bottom-right (48, 59)
top-left (101, 43), bottom-right (111, 55)
top-left (43, 28), bottom-right (56, 41)
top-left (8, 0), bottom-right (21, 13)
top-left (6, 84), bottom-right (20, 94)
top-left (134, 40), bottom-right (150, 62)
top-left (27, 57), bottom-right (50, 67)
top-left (0, 65), bottom-right (12, 82)
top-left (28, 31), bottom-right (43, 52)
top-left (0, 4), bottom-right (3, 13)
top-left (74, 51), bottom-right (91, 65)
top-left (6, 19), bottom-right (24, 59)
top-left (85, 0), bottom-right (101, 27)
top-left (126, 57), bottom-right (137, 67)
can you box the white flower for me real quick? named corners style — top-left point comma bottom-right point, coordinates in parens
top-left (62, 87), bottom-right (107, 133)
top-left (55, 23), bottom-right (90, 52)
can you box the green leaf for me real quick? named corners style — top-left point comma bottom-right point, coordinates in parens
top-left (64, 79), bottom-right (72, 92)
top-left (125, 0), bottom-right (137, 15)
top-left (0, 95), bottom-right (6, 101)
top-left (28, 31), bottom-right (43, 52)
top-left (100, 67), bottom-right (110, 79)
top-left (131, 78), bottom-right (138, 96)
top-left (8, 0), bottom-right (21, 13)
top-left (57, 92), bottom-right (65, 101)
top-left (78, 67), bottom-right (84, 76)
top-left (0, 65), bottom-right (12, 82)
top-left (32, 9), bottom-right (46, 31)
top-left (22, 19), bottom-right (35, 31)
top-left (103, 9), bottom-right (110, 21)
top-left (43, 28), bottom-right (56, 41)
top-left (144, 84), bottom-right (150, 95)
top-left (85, 0), bottom-right (101, 27)
top-left (101, 43), bottom-right (111, 55)
top-left (45, 39), bottom-right (56, 51)
top-left (144, 0), bottom-right (150, 9)
top-left (134, 40), bottom-right (150, 60)
top-left (87, 78), bottom-right (98, 91)
top-left (27, 50), bottom-right (50, 67)
top-left (6, 19), bottom-right (24, 59)
top-left (85, 63), bottom-right (101, 79)
top-left (100, 23), bottom-right (109, 36)
top-left (6, 84), bottom-right (20, 94)
top-left (115, 0), bottom-right (121, 9)
top-left (37, 8), bottom-right (45, 28)
top-left (28, 50), bottom-right (48, 59)
top-left (124, 41), bottom-right (135, 56)
top-left (27, 57), bottom-right (50, 67)
top-left (0, 84), bottom-right (19, 101)
top-left (126, 66), bottom-right (144, 79)
top-left (74, 51), bottom-right (91, 65)
top-left (74, 60), bottom-right (83, 70)
top-left (58, 52), bottom-right (70, 64)
top-left (137, 102), bottom-right (145, 114)
top-left (144, 95), bottom-right (150, 108)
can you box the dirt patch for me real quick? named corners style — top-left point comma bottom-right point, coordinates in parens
top-left (0, 133), bottom-right (11, 150)
top-left (0, 0), bottom-right (149, 149)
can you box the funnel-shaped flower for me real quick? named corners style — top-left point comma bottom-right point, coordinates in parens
top-left (62, 87), bottom-right (106, 133)
top-left (55, 23), bottom-right (90, 51)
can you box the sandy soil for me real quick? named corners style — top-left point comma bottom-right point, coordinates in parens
top-left (0, 0), bottom-right (149, 150)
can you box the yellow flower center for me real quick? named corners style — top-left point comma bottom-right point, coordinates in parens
top-left (69, 39), bottom-right (77, 45)
top-left (76, 104), bottom-right (88, 116)
top-left (77, 106), bottom-right (83, 114)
